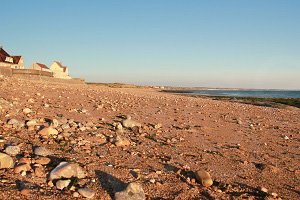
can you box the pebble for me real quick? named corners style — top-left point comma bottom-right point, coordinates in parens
top-left (56, 179), bottom-right (71, 190)
top-left (260, 186), bottom-right (268, 193)
top-left (78, 187), bottom-right (95, 198)
top-left (49, 162), bottom-right (86, 180)
top-left (73, 192), bottom-right (80, 197)
top-left (4, 145), bottom-right (20, 156)
top-left (23, 108), bottom-right (32, 114)
top-left (34, 157), bottom-right (51, 165)
top-left (26, 119), bottom-right (38, 127)
top-left (195, 170), bottom-right (213, 187)
top-left (115, 182), bottom-right (145, 200)
top-left (0, 152), bottom-right (14, 169)
top-left (14, 164), bottom-right (31, 174)
top-left (115, 136), bottom-right (131, 147)
top-left (122, 116), bottom-right (142, 128)
top-left (38, 127), bottom-right (58, 137)
top-left (34, 147), bottom-right (53, 156)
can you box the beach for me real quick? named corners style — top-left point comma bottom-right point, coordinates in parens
top-left (0, 77), bottom-right (299, 199)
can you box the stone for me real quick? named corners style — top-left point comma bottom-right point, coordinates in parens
top-left (14, 164), bottom-right (31, 174)
top-left (20, 188), bottom-right (31, 196)
top-left (56, 179), bottom-right (71, 190)
top-left (122, 116), bottom-right (141, 128)
top-left (26, 119), bottom-right (38, 127)
top-left (115, 136), bottom-right (131, 147)
top-left (23, 108), bottom-right (32, 114)
top-left (34, 157), bottom-right (51, 165)
top-left (49, 162), bottom-right (86, 180)
top-left (34, 147), bottom-right (53, 157)
top-left (73, 192), bottom-right (80, 197)
top-left (78, 187), bottom-right (95, 198)
top-left (195, 170), bottom-right (213, 187)
top-left (38, 127), bottom-right (58, 137)
top-left (4, 145), bottom-right (20, 156)
top-left (115, 182), bottom-right (145, 200)
top-left (0, 152), bottom-right (14, 169)
top-left (34, 166), bottom-right (45, 177)
top-left (260, 186), bottom-right (268, 193)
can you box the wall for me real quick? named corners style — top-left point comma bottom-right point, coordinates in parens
top-left (13, 69), bottom-right (53, 77)
top-left (0, 66), bottom-right (13, 76)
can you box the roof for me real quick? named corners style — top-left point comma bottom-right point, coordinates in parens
top-left (0, 47), bottom-right (22, 64)
top-left (0, 48), bottom-right (10, 62)
top-left (35, 63), bottom-right (49, 69)
top-left (54, 61), bottom-right (67, 72)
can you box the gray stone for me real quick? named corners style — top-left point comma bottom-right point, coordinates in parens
top-left (49, 162), bottom-right (86, 180)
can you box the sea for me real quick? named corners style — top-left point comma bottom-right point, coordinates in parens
top-left (180, 89), bottom-right (300, 98)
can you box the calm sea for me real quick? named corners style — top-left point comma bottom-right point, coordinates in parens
top-left (184, 90), bottom-right (300, 98)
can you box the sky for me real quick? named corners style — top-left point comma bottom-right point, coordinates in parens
top-left (1, 0), bottom-right (300, 89)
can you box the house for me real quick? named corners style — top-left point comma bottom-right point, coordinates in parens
top-left (0, 47), bottom-right (24, 69)
top-left (50, 61), bottom-right (71, 79)
top-left (30, 62), bottom-right (52, 72)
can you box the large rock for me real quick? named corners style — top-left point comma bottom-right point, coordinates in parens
top-left (38, 127), bottom-right (58, 137)
top-left (0, 152), bottom-right (14, 169)
top-left (49, 162), bottom-right (86, 180)
top-left (115, 182), bottom-right (145, 200)
top-left (122, 116), bottom-right (141, 128)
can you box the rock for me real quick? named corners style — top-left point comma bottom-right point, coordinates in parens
top-left (0, 152), bottom-right (14, 169)
top-left (73, 192), bottom-right (80, 197)
top-left (34, 157), bottom-right (51, 165)
top-left (122, 116), bottom-right (141, 128)
top-left (34, 166), bottom-right (45, 177)
top-left (114, 136), bottom-right (131, 147)
top-left (38, 127), bottom-right (58, 137)
top-left (49, 162), bottom-right (86, 180)
top-left (56, 179), bottom-right (71, 190)
top-left (26, 119), bottom-right (38, 127)
top-left (115, 182), bottom-right (145, 200)
top-left (260, 186), bottom-right (268, 193)
top-left (20, 188), bottom-right (31, 196)
top-left (195, 170), bottom-right (213, 187)
top-left (7, 119), bottom-right (23, 128)
top-left (34, 147), bottom-right (53, 157)
top-left (284, 135), bottom-right (289, 140)
top-left (4, 145), bottom-right (20, 156)
top-left (23, 108), bottom-right (32, 114)
top-left (78, 187), bottom-right (95, 198)
top-left (14, 164), bottom-right (31, 174)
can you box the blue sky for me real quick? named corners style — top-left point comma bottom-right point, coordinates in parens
top-left (1, 0), bottom-right (300, 89)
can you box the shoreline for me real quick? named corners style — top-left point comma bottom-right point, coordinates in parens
top-left (161, 90), bottom-right (300, 108)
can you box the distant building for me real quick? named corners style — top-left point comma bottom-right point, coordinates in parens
top-left (50, 61), bottom-right (71, 79)
top-left (0, 47), bottom-right (24, 69)
top-left (30, 62), bottom-right (51, 72)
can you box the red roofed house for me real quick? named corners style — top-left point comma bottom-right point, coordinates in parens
top-left (50, 61), bottom-right (71, 79)
top-left (30, 62), bottom-right (51, 72)
top-left (0, 47), bottom-right (24, 69)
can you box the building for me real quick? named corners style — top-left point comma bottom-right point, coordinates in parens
top-left (50, 61), bottom-right (71, 79)
top-left (0, 47), bottom-right (24, 69)
top-left (30, 62), bottom-right (51, 72)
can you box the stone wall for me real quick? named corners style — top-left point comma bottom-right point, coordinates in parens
top-left (0, 66), bottom-right (84, 84)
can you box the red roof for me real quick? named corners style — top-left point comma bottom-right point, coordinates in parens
top-left (0, 48), bottom-right (22, 64)
top-left (36, 63), bottom-right (49, 69)
top-left (0, 48), bottom-right (10, 62)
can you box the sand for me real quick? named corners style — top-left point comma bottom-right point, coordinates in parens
top-left (0, 77), bottom-right (299, 199)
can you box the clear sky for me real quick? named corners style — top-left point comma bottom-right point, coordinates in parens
top-left (1, 0), bottom-right (300, 89)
